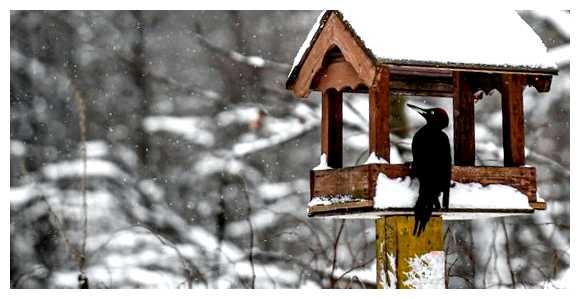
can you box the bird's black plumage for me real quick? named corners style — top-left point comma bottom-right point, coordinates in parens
top-left (407, 104), bottom-right (452, 237)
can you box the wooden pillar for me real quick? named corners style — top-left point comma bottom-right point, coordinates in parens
top-left (376, 216), bottom-right (444, 289)
top-left (321, 89), bottom-right (343, 168)
top-left (500, 74), bottom-right (526, 166)
top-left (452, 72), bottom-right (476, 166)
top-left (369, 67), bottom-right (390, 161)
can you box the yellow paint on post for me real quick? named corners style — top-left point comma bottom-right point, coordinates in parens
top-left (376, 216), bottom-right (444, 289)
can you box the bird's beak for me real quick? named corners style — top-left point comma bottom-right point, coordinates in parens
top-left (407, 103), bottom-right (427, 116)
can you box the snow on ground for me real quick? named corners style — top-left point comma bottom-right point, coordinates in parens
top-left (373, 173), bottom-right (531, 210)
top-left (52, 224), bottom-right (314, 288)
top-left (143, 116), bottom-right (214, 146)
top-left (291, 10), bottom-right (556, 77)
top-left (403, 251), bottom-right (445, 289)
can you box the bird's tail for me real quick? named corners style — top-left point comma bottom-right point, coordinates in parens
top-left (413, 194), bottom-right (435, 237)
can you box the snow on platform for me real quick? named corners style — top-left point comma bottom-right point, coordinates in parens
top-left (290, 10), bottom-right (557, 77)
top-left (308, 172), bottom-right (534, 220)
top-left (373, 173), bottom-right (531, 210)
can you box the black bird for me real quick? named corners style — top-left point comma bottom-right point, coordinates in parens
top-left (407, 103), bottom-right (452, 237)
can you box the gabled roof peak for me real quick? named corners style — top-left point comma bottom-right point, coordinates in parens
top-left (287, 10), bottom-right (558, 89)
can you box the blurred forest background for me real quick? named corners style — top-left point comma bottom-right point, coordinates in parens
top-left (10, 10), bottom-right (569, 288)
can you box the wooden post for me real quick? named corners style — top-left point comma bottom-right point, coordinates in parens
top-left (321, 89), bottom-right (343, 168)
top-left (500, 74), bottom-right (526, 166)
top-left (376, 216), bottom-right (444, 289)
top-left (453, 72), bottom-right (475, 166)
top-left (369, 67), bottom-right (390, 161)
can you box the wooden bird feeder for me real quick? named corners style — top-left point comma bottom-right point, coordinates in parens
top-left (286, 10), bottom-right (557, 288)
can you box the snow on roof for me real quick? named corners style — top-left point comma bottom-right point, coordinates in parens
top-left (289, 10), bottom-right (557, 80)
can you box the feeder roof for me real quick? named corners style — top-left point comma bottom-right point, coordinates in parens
top-left (288, 10), bottom-right (558, 85)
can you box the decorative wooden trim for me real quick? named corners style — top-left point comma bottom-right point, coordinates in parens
top-left (453, 72), bottom-right (476, 166)
top-left (369, 67), bottom-right (390, 161)
top-left (527, 74), bottom-right (552, 92)
top-left (288, 12), bottom-right (376, 97)
top-left (321, 89), bottom-right (343, 168)
top-left (311, 60), bottom-right (366, 92)
top-left (500, 73), bottom-right (526, 166)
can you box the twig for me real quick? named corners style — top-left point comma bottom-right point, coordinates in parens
top-left (501, 219), bottom-right (516, 288)
top-left (239, 177), bottom-right (256, 289)
top-left (72, 88), bottom-right (89, 289)
top-left (328, 220), bottom-right (345, 288)
top-left (193, 22), bottom-right (290, 72)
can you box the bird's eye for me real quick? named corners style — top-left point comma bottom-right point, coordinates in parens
top-left (430, 111), bottom-right (434, 115)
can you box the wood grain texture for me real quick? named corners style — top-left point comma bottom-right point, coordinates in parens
top-left (309, 164), bottom-right (543, 217)
top-left (451, 166), bottom-right (537, 201)
top-left (321, 89), bottom-right (343, 168)
top-left (500, 73), bottom-right (526, 166)
top-left (311, 165), bottom-right (370, 198)
top-left (369, 67), bottom-right (390, 161)
top-left (453, 72), bottom-right (475, 166)
top-left (376, 216), bottom-right (444, 289)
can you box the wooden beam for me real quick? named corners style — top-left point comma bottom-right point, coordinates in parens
top-left (376, 216), bottom-right (444, 289)
top-left (369, 67), bottom-right (390, 161)
top-left (381, 60), bottom-right (558, 76)
top-left (310, 164), bottom-right (539, 203)
top-left (389, 75), bottom-right (454, 97)
top-left (321, 89), bottom-right (343, 168)
top-left (453, 72), bottom-right (475, 166)
top-left (500, 74), bottom-right (526, 166)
